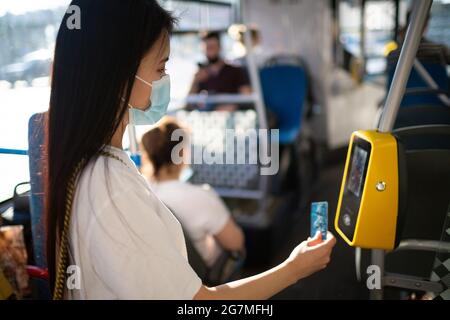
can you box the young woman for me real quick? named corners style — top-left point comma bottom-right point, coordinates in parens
top-left (140, 117), bottom-right (244, 267)
top-left (46, 0), bottom-right (336, 299)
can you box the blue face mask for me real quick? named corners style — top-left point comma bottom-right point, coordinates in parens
top-left (128, 74), bottom-right (170, 125)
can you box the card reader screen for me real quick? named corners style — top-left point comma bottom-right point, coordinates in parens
top-left (347, 146), bottom-right (368, 197)
top-left (338, 137), bottom-right (371, 240)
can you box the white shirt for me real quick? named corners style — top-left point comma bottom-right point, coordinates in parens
top-left (68, 146), bottom-right (201, 299)
top-left (150, 180), bottom-right (230, 267)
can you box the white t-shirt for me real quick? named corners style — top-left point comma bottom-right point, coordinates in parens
top-left (67, 146), bottom-right (201, 299)
top-left (150, 180), bottom-right (230, 267)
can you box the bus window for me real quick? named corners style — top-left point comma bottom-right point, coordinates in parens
top-left (337, 0), bottom-right (401, 77)
top-left (337, 0), bottom-right (450, 79)
top-left (426, 0), bottom-right (450, 48)
top-left (159, 0), bottom-right (237, 111)
top-left (0, 1), bottom-right (70, 202)
top-left (162, 0), bottom-right (234, 31)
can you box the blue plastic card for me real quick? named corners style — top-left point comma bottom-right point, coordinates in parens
top-left (311, 202), bottom-right (328, 240)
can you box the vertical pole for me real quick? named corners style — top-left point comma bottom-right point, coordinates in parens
top-left (240, 0), bottom-right (268, 131)
top-left (371, 0), bottom-right (433, 300)
top-left (394, 0), bottom-right (400, 43)
top-left (234, 0), bottom-right (242, 24)
top-left (334, 0), bottom-right (343, 67)
top-left (370, 249), bottom-right (385, 299)
top-left (240, 0), bottom-right (270, 225)
top-left (360, 0), bottom-right (366, 78)
top-left (378, 0), bottom-right (432, 133)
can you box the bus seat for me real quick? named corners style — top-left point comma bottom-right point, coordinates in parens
top-left (263, 54), bottom-right (306, 68)
top-left (27, 112), bottom-right (47, 268)
top-left (26, 266), bottom-right (50, 300)
top-left (183, 229), bottom-right (209, 281)
top-left (431, 209), bottom-right (450, 300)
top-left (387, 43), bottom-right (449, 108)
top-left (174, 110), bottom-right (263, 199)
top-left (26, 112), bottom-right (51, 299)
top-left (387, 63), bottom-right (448, 108)
top-left (184, 226), bottom-right (244, 286)
top-left (384, 125), bottom-right (450, 296)
top-left (394, 105), bottom-right (450, 129)
top-left (259, 64), bottom-right (308, 145)
top-left (1, 183), bottom-right (31, 230)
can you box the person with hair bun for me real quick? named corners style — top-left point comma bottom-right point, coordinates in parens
top-left (140, 117), bottom-right (245, 267)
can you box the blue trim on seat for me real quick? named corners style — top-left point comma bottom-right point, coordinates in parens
top-left (0, 148), bottom-right (28, 155)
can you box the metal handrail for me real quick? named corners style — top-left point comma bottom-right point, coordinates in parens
top-left (413, 58), bottom-right (450, 106)
top-left (396, 239), bottom-right (450, 253)
top-left (379, 0), bottom-right (433, 133)
top-left (371, 0), bottom-right (433, 300)
top-left (185, 93), bottom-right (259, 105)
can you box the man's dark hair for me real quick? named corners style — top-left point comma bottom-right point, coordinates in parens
top-left (202, 31), bottom-right (221, 44)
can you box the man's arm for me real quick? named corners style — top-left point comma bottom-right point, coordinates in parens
top-left (189, 68), bottom-right (209, 94)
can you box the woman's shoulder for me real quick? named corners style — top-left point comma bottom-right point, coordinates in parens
top-left (74, 153), bottom-right (169, 231)
top-left (76, 151), bottom-right (154, 205)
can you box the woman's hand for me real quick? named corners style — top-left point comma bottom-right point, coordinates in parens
top-left (195, 231), bottom-right (337, 300)
top-left (285, 231), bottom-right (336, 281)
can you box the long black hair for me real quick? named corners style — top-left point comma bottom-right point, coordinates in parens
top-left (46, 0), bottom-right (174, 292)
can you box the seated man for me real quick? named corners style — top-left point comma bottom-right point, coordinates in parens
top-left (387, 10), bottom-right (450, 64)
top-left (139, 117), bottom-right (245, 267)
top-left (188, 31), bottom-right (252, 111)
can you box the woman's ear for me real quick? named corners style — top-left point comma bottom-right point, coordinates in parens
top-left (140, 146), bottom-right (149, 164)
